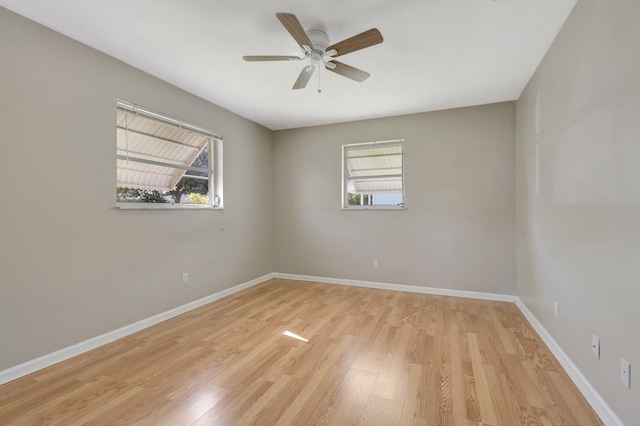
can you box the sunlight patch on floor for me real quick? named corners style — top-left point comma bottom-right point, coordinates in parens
top-left (283, 330), bottom-right (309, 342)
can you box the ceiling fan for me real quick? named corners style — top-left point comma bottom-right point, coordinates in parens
top-left (243, 13), bottom-right (383, 90)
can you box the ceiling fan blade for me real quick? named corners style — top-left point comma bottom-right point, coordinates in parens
top-left (243, 55), bottom-right (303, 61)
top-left (326, 60), bottom-right (370, 82)
top-left (293, 66), bottom-right (315, 90)
top-left (276, 13), bottom-right (314, 50)
top-left (326, 28), bottom-right (383, 58)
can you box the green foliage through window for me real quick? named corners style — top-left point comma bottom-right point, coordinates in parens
top-left (116, 188), bottom-right (167, 203)
top-left (188, 193), bottom-right (209, 204)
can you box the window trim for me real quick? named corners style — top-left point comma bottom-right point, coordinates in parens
top-left (115, 99), bottom-right (223, 210)
top-left (342, 139), bottom-right (406, 210)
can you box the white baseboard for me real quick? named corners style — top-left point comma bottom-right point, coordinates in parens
top-left (0, 273), bottom-right (275, 386)
top-left (274, 272), bottom-right (516, 303)
top-left (515, 298), bottom-right (623, 426)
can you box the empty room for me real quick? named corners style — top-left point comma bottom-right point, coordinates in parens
top-left (0, 0), bottom-right (637, 425)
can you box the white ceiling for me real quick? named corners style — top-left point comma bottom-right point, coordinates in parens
top-left (1, 0), bottom-right (576, 130)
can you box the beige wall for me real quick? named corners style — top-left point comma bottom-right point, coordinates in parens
top-left (0, 8), bottom-right (274, 370)
top-left (516, 0), bottom-right (639, 423)
top-left (4, 3), bottom-right (635, 422)
top-left (274, 103), bottom-right (516, 295)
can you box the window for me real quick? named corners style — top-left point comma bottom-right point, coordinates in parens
top-left (116, 99), bottom-right (223, 209)
top-left (342, 140), bottom-right (405, 209)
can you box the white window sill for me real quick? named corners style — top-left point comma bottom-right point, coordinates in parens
top-left (116, 203), bottom-right (221, 210)
top-left (342, 205), bottom-right (406, 210)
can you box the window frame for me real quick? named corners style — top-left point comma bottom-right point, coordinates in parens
top-left (115, 99), bottom-right (223, 210)
top-left (341, 139), bottom-right (406, 210)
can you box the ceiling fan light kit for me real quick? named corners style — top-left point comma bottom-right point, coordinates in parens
top-left (243, 12), bottom-right (383, 90)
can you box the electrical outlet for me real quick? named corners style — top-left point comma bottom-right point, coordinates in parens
top-left (591, 335), bottom-right (600, 359)
top-left (372, 259), bottom-right (379, 269)
top-left (554, 301), bottom-right (559, 319)
top-left (620, 358), bottom-right (631, 389)
top-left (182, 272), bottom-right (189, 285)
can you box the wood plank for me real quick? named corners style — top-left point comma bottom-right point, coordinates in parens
top-left (0, 279), bottom-right (603, 425)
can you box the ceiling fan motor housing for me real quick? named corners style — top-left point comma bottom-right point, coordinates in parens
top-left (307, 30), bottom-right (330, 53)
top-left (306, 30), bottom-right (330, 66)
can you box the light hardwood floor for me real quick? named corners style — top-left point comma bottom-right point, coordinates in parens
top-left (0, 279), bottom-right (602, 425)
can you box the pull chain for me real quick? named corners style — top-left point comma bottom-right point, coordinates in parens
top-left (317, 65), bottom-right (322, 94)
